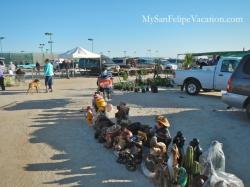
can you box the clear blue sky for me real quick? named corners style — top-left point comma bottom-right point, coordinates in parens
top-left (0, 0), bottom-right (249, 57)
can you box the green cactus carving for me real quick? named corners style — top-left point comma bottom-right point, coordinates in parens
top-left (192, 161), bottom-right (201, 176)
top-left (184, 145), bottom-right (194, 174)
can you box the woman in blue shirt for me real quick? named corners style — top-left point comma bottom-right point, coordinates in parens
top-left (44, 59), bottom-right (54, 92)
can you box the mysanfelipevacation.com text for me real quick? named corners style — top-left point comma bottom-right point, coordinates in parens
top-left (142, 15), bottom-right (244, 25)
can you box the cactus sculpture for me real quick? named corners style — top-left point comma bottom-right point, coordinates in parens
top-left (190, 138), bottom-right (203, 162)
top-left (183, 145), bottom-right (195, 186)
top-left (173, 131), bottom-right (186, 165)
top-left (192, 161), bottom-right (201, 176)
top-left (184, 145), bottom-right (194, 174)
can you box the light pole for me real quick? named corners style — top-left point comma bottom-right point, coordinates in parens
top-left (147, 49), bottom-right (151, 58)
top-left (39, 44), bottom-right (45, 53)
top-left (155, 50), bottom-right (159, 58)
top-left (88, 38), bottom-right (94, 52)
top-left (45, 32), bottom-right (53, 57)
top-left (99, 51), bottom-right (103, 73)
top-left (0, 37), bottom-right (5, 53)
top-left (107, 50), bottom-right (111, 56)
top-left (39, 43), bottom-right (45, 63)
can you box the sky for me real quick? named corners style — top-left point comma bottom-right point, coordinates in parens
top-left (0, 0), bottom-right (250, 58)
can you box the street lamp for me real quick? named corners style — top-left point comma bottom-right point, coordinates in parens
top-left (0, 36), bottom-right (5, 53)
top-left (107, 50), bottom-right (111, 57)
top-left (155, 50), bottom-right (159, 58)
top-left (39, 43), bottom-right (45, 62)
top-left (39, 43), bottom-right (45, 52)
top-left (147, 49), bottom-right (151, 58)
top-left (44, 32), bottom-right (53, 57)
top-left (88, 38), bottom-right (94, 52)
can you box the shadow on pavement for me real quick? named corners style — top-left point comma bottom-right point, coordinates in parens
top-left (0, 90), bottom-right (27, 95)
top-left (4, 99), bottom-right (72, 111)
top-left (24, 108), bottom-right (152, 187)
top-left (23, 88), bottom-right (248, 186)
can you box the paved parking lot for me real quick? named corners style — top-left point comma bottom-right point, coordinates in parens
top-left (0, 77), bottom-right (248, 186)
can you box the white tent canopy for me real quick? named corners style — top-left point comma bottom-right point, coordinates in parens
top-left (59, 47), bottom-right (101, 59)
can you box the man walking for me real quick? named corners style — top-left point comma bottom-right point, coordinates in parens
top-left (44, 59), bottom-right (54, 92)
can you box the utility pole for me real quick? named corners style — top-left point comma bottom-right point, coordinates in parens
top-left (0, 36), bottom-right (5, 53)
top-left (88, 38), bottom-right (94, 52)
top-left (45, 32), bottom-right (53, 58)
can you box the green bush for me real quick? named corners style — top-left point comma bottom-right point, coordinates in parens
top-left (138, 68), bottom-right (147, 75)
top-left (113, 82), bottom-right (123, 90)
top-left (114, 81), bottom-right (134, 91)
top-left (163, 69), bottom-right (174, 75)
top-left (183, 54), bottom-right (193, 69)
top-left (148, 76), bottom-right (172, 87)
top-left (120, 71), bottom-right (129, 81)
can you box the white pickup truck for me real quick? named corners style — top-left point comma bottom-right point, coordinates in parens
top-left (174, 57), bottom-right (241, 95)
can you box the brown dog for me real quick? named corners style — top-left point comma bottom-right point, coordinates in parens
top-left (26, 79), bottom-right (40, 94)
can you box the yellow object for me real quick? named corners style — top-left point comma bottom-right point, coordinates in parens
top-left (86, 110), bottom-right (93, 126)
top-left (96, 98), bottom-right (107, 108)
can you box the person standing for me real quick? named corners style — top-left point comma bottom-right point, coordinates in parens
top-left (0, 61), bottom-right (5, 91)
top-left (97, 69), bottom-right (113, 100)
top-left (35, 61), bottom-right (41, 76)
top-left (8, 61), bottom-right (16, 75)
top-left (65, 60), bottom-right (70, 79)
top-left (44, 59), bottom-right (54, 92)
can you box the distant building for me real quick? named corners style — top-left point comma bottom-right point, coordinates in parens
top-left (0, 52), bottom-right (58, 65)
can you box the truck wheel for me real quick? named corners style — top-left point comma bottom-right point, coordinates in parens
top-left (185, 80), bottom-right (200, 95)
top-left (246, 103), bottom-right (250, 119)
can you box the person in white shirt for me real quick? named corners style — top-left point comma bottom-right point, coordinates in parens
top-left (8, 61), bottom-right (16, 75)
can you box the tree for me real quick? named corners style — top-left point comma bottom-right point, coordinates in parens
top-left (183, 54), bottom-right (193, 69)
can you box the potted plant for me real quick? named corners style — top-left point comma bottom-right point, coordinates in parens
top-left (183, 54), bottom-right (193, 69)
top-left (134, 87), bottom-right (140, 92)
top-left (141, 86), bottom-right (146, 93)
top-left (150, 81), bottom-right (158, 93)
top-left (151, 85), bottom-right (158, 93)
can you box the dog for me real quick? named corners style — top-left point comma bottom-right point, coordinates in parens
top-left (26, 79), bottom-right (41, 94)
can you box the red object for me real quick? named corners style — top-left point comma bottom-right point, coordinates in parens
top-left (227, 76), bottom-right (233, 92)
top-left (98, 78), bottom-right (113, 88)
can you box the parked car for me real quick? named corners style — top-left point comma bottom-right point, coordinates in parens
top-left (222, 54), bottom-right (250, 118)
top-left (17, 63), bottom-right (36, 69)
top-left (112, 57), bottom-right (132, 68)
top-left (136, 57), bottom-right (155, 69)
top-left (160, 59), bottom-right (178, 70)
top-left (174, 57), bottom-right (241, 95)
top-left (78, 56), bottom-right (120, 75)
